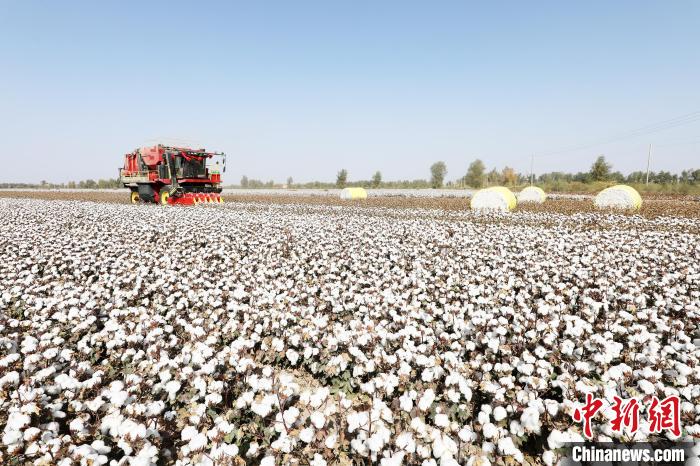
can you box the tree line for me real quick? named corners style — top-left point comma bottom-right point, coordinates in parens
top-left (0, 179), bottom-right (122, 189)
top-left (238, 156), bottom-right (698, 190)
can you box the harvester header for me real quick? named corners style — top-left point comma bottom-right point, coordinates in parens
top-left (119, 144), bottom-right (225, 205)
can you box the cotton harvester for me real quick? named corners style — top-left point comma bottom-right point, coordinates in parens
top-left (119, 145), bottom-right (225, 205)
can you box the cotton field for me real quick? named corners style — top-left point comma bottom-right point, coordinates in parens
top-left (1, 196), bottom-right (699, 466)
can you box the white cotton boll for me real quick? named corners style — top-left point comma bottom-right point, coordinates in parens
top-left (411, 416), bottom-right (428, 437)
top-left (310, 411), bottom-right (326, 429)
top-left (520, 406), bottom-right (541, 433)
top-left (271, 338), bottom-right (284, 352)
top-left (309, 387), bottom-right (329, 409)
top-left (498, 436), bottom-right (523, 462)
top-left (560, 340), bottom-right (575, 356)
top-left (380, 452), bottom-right (405, 466)
top-left (252, 395), bottom-right (275, 417)
top-left (246, 442), bottom-right (259, 457)
top-left (0, 371), bottom-right (20, 389)
top-left (544, 400), bottom-right (559, 417)
top-left (325, 432), bottom-right (338, 449)
top-left (69, 418), bottom-right (85, 433)
top-left (418, 389), bottom-right (435, 411)
top-left (446, 389), bottom-right (460, 403)
top-left (400, 392), bottom-right (414, 412)
top-left (164, 380), bottom-right (181, 400)
top-left (441, 458), bottom-right (460, 466)
top-left (547, 429), bottom-right (583, 450)
top-left (138, 401), bottom-right (162, 418)
top-left (2, 430), bottom-right (22, 447)
top-left (299, 427), bottom-right (315, 443)
top-left (86, 397), bottom-right (104, 412)
top-left (205, 393), bottom-right (223, 405)
top-left (286, 349), bottom-right (299, 365)
top-left (482, 423), bottom-right (499, 439)
top-left (7, 412), bottom-right (31, 430)
top-left (367, 432), bottom-right (386, 452)
top-left (188, 432), bottom-right (208, 451)
top-left (493, 406), bottom-right (507, 422)
top-left (0, 353), bottom-right (20, 367)
top-left (542, 450), bottom-right (556, 466)
top-left (477, 410), bottom-right (490, 425)
top-left (237, 391), bottom-right (254, 409)
top-left (396, 431), bottom-right (416, 453)
top-left (516, 362), bottom-right (534, 376)
top-left (347, 411), bottom-right (369, 433)
top-left (261, 455), bottom-right (276, 466)
top-left (311, 453), bottom-right (328, 466)
top-left (282, 406), bottom-right (300, 426)
top-left (23, 427), bottom-right (40, 442)
top-left (181, 425), bottom-right (198, 442)
top-left (361, 381), bottom-right (376, 394)
top-left (458, 426), bottom-right (476, 442)
top-left (638, 380), bottom-right (655, 395)
top-left (434, 413), bottom-right (449, 428)
top-left (193, 377), bottom-right (207, 396)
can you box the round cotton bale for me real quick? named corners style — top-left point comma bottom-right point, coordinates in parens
top-left (470, 186), bottom-right (517, 211)
top-left (340, 187), bottom-right (368, 200)
top-left (594, 185), bottom-right (642, 210)
top-left (518, 186), bottom-right (546, 203)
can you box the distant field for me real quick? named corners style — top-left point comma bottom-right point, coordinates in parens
top-left (1, 188), bottom-right (699, 219)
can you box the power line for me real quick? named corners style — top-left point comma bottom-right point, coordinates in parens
top-left (533, 110), bottom-right (700, 158)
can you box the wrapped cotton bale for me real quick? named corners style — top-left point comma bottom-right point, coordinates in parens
top-left (594, 185), bottom-right (642, 210)
top-left (470, 186), bottom-right (517, 212)
top-left (340, 187), bottom-right (367, 200)
top-left (518, 186), bottom-right (546, 203)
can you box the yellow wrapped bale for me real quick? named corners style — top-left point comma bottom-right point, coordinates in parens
top-left (594, 185), bottom-right (642, 210)
top-left (470, 186), bottom-right (517, 211)
top-left (340, 187), bottom-right (368, 200)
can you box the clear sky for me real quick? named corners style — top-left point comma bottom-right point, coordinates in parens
top-left (1, 1), bottom-right (699, 184)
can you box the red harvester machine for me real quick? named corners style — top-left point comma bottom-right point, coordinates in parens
top-left (119, 145), bottom-right (226, 205)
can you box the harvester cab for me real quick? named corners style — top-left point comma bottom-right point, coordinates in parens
top-left (119, 145), bottom-right (225, 205)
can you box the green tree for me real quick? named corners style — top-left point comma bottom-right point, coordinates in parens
top-left (626, 171), bottom-right (646, 183)
top-left (691, 169), bottom-right (700, 184)
top-left (336, 169), bottom-right (348, 188)
top-left (655, 171), bottom-right (674, 184)
top-left (429, 161), bottom-right (447, 188)
top-left (286, 177), bottom-right (294, 187)
top-left (501, 166), bottom-right (517, 186)
top-left (371, 171), bottom-right (382, 188)
top-left (589, 155), bottom-right (611, 182)
top-left (240, 175), bottom-right (249, 188)
top-left (464, 159), bottom-right (486, 188)
top-left (486, 168), bottom-right (500, 186)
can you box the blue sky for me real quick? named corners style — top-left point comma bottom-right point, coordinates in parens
top-left (1, 1), bottom-right (699, 184)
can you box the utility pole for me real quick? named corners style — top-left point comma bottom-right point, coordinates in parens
top-left (645, 143), bottom-right (652, 185)
top-left (530, 154), bottom-right (534, 186)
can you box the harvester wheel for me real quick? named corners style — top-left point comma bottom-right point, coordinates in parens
top-left (159, 189), bottom-right (170, 205)
top-left (130, 191), bottom-right (140, 204)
